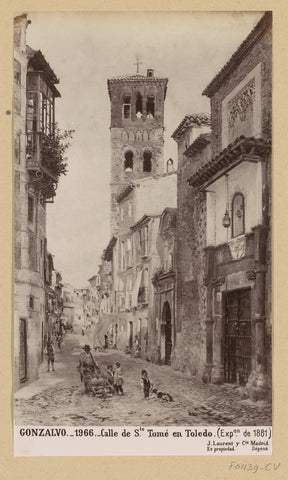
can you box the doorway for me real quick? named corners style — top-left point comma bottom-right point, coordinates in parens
top-left (162, 301), bottom-right (172, 365)
top-left (224, 289), bottom-right (252, 385)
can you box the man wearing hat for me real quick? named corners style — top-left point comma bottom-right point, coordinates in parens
top-left (78, 344), bottom-right (99, 393)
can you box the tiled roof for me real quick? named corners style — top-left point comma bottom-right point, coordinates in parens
top-left (171, 114), bottom-right (211, 140)
top-left (107, 73), bottom-right (168, 99)
top-left (130, 214), bottom-right (160, 231)
top-left (27, 46), bottom-right (61, 95)
top-left (184, 133), bottom-right (211, 158)
top-left (108, 73), bottom-right (168, 83)
top-left (203, 12), bottom-right (272, 98)
top-left (188, 136), bottom-right (271, 189)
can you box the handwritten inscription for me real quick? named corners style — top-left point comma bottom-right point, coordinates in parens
top-left (229, 462), bottom-right (280, 474)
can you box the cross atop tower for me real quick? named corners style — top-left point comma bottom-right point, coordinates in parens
top-left (134, 54), bottom-right (143, 74)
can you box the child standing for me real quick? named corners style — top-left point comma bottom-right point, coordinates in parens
top-left (141, 369), bottom-right (152, 399)
top-left (114, 362), bottom-right (124, 395)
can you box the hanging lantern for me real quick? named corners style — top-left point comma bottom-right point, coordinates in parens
top-left (222, 209), bottom-right (231, 228)
top-left (223, 174), bottom-right (231, 228)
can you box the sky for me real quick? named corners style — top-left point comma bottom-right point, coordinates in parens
top-left (26, 11), bottom-right (263, 288)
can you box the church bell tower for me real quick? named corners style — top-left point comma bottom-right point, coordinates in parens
top-left (107, 67), bottom-right (168, 235)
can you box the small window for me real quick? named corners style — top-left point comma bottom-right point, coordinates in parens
top-left (29, 295), bottom-right (34, 310)
top-left (124, 150), bottom-right (133, 171)
top-left (146, 95), bottom-right (155, 117)
top-left (123, 94), bottom-right (131, 119)
top-left (143, 151), bottom-right (152, 172)
top-left (28, 196), bottom-right (34, 223)
top-left (232, 192), bottom-right (245, 237)
top-left (167, 158), bottom-right (174, 173)
top-left (123, 104), bottom-right (131, 119)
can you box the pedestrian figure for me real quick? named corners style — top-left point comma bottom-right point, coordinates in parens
top-left (134, 335), bottom-right (141, 357)
top-left (141, 369), bottom-right (152, 399)
top-left (46, 340), bottom-right (55, 372)
top-left (114, 362), bottom-right (124, 395)
top-left (57, 333), bottom-right (63, 351)
top-left (78, 344), bottom-right (99, 394)
top-left (104, 334), bottom-right (108, 349)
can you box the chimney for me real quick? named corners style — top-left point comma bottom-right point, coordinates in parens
top-left (147, 68), bottom-right (154, 78)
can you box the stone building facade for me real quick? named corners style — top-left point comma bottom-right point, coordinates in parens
top-left (151, 208), bottom-right (177, 365)
top-left (172, 117), bottom-right (211, 377)
top-left (99, 173), bottom-right (177, 358)
top-left (14, 15), bottom-right (62, 390)
top-left (174, 12), bottom-right (272, 400)
top-left (87, 274), bottom-right (100, 322)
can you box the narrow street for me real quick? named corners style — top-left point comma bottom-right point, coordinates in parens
top-left (14, 332), bottom-right (271, 426)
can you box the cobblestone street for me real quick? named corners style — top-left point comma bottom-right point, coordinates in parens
top-left (14, 332), bottom-right (271, 426)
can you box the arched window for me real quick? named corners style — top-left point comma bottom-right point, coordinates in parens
top-left (123, 94), bottom-right (131, 119)
top-left (124, 150), bottom-right (133, 171)
top-left (143, 150), bottom-right (152, 172)
top-left (232, 192), bottom-right (245, 237)
top-left (135, 92), bottom-right (143, 116)
top-left (146, 95), bottom-right (155, 117)
top-left (167, 158), bottom-right (174, 173)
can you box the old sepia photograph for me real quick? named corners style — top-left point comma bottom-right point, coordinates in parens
top-left (14, 11), bottom-right (272, 430)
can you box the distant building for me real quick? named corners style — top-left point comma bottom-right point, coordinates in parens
top-left (87, 274), bottom-right (100, 321)
top-left (50, 270), bottom-right (64, 334)
top-left (14, 14), bottom-right (61, 390)
top-left (73, 289), bottom-right (83, 328)
top-left (62, 284), bottom-right (75, 328)
top-left (98, 256), bottom-right (114, 315)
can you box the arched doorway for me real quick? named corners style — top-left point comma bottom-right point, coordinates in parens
top-left (161, 301), bottom-right (172, 365)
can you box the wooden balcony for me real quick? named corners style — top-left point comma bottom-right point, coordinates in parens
top-left (26, 132), bottom-right (58, 201)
